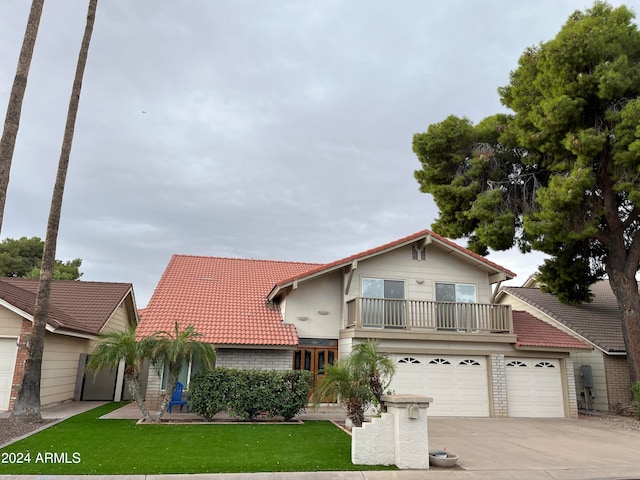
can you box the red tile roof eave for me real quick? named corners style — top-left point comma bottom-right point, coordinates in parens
top-left (512, 310), bottom-right (592, 350)
top-left (267, 229), bottom-right (516, 300)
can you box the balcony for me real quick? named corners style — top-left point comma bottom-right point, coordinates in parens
top-left (345, 297), bottom-right (512, 334)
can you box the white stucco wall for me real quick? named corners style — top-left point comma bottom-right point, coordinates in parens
top-left (351, 413), bottom-right (395, 466)
top-left (346, 244), bottom-right (494, 303)
top-left (284, 271), bottom-right (343, 337)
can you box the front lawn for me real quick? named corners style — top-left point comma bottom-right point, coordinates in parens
top-left (0, 403), bottom-right (396, 475)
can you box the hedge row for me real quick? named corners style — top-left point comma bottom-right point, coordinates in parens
top-left (189, 368), bottom-right (312, 421)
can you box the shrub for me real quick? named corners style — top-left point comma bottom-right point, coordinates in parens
top-left (632, 382), bottom-right (640, 420)
top-left (189, 368), bottom-right (312, 421)
top-left (189, 368), bottom-right (231, 420)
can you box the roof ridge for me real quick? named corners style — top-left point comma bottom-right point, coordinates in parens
top-left (270, 229), bottom-right (516, 292)
top-left (0, 278), bottom-right (132, 287)
top-left (171, 253), bottom-right (322, 266)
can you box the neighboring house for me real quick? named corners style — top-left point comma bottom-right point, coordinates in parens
top-left (496, 280), bottom-right (631, 413)
top-left (139, 230), bottom-right (590, 418)
top-left (0, 278), bottom-right (139, 411)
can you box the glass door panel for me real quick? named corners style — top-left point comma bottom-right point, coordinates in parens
top-left (384, 280), bottom-right (405, 328)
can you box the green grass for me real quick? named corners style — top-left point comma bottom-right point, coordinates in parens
top-left (0, 403), bottom-right (396, 474)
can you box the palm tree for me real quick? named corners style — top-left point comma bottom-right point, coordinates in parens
top-left (12, 0), bottom-right (98, 422)
top-left (87, 327), bottom-right (157, 422)
top-left (315, 340), bottom-right (396, 427)
top-left (350, 339), bottom-right (395, 406)
top-left (151, 322), bottom-right (216, 423)
top-left (0, 0), bottom-right (45, 234)
top-left (315, 360), bottom-right (371, 427)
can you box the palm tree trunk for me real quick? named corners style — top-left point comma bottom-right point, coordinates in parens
top-left (151, 372), bottom-right (178, 423)
top-left (0, 0), bottom-right (45, 234)
top-left (12, 0), bottom-right (98, 421)
top-left (126, 374), bottom-right (151, 422)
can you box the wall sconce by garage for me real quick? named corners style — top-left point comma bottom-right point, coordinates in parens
top-left (416, 279), bottom-right (424, 284)
top-left (317, 310), bottom-right (329, 315)
top-left (297, 316), bottom-right (309, 321)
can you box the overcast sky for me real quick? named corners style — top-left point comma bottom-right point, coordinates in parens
top-left (0, 1), bottom-right (631, 307)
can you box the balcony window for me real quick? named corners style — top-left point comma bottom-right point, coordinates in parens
top-left (361, 278), bottom-right (405, 328)
top-left (435, 282), bottom-right (477, 330)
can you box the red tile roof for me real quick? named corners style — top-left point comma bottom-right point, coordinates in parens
top-left (136, 255), bottom-right (321, 346)
top-left (0, 278), bottom-right (134, 336)
top-left (512, 310), bottom-right (590, 350)
top-left (268, 229), bottom-right (516, 299)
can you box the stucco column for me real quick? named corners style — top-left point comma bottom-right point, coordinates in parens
top-left (381, 394), bottom-right (433, 469)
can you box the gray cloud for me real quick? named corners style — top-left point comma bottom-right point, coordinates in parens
top-left (0, 0), bottom-right (624, 305)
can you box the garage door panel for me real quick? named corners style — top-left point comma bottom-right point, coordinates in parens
top-left (391, 355), bottom-right (489, 417)
top-left (506, 358), bottom-right (564, 417)
top-left (0, 339), bottom-right (18, 410)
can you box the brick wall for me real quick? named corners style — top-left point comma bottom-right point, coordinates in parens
top-left (144, 363), bottom-right (164, 410)
top-left (216, 348), bottom-right (292, 371)
top-left (8, 319), bottom-right (32, 411)
top-left (490, 353), bottom-right (508, 417)
top-left (604, 355), bottom-right (631, 412)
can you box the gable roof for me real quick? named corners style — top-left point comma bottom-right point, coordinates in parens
top-left (499, 281), bottom-right (625, 353)
top-left (0, 278), bottom-right (135, 336)
top-left (136, 255), bottom-right (321, 346)
top-left (512, 310), bottom-right (591, 350)
top-left (267, 229), bottom-right (516, 300)
top-left (140, 231), bottom-right (518, 347)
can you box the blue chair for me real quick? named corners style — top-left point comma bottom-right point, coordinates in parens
top-left (168, 381), bottom-right (189, 413)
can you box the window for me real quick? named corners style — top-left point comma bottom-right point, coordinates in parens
top-left (361, 278), bottom-right (405, 328)
top-left (507, 360), bottom-right (527, 368)
top-left (412, 245), bottom-right (427, 260)
top-left (160, 357), bottom-right (204, 390)
top-left (535, 361), bottom-right (555, 368)
top-left (429, 358), bottom-right (451, 365)
top-left (435, 282), bottom-right (477, 330)
top-left (459, 359), bottom-right (481, 366)
top-left (398, 357), bottom-right (421, 364)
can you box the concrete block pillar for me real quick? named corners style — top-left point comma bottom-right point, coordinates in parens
top-left (381, 394), bottom-right (433, 469)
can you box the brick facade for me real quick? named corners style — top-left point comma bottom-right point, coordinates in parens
top-left (216, 348), bottom-right (292, 371)
top-left (8, 319), bottom-right (32, 411)
top-left (604, 355), bottom-right (631, 412)
top-left (490, 354), bottom-right (508, 417)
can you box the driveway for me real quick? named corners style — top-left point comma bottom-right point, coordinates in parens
top-left (427, 416), bottom-right (640, 479)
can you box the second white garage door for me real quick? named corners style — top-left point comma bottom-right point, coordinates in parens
top-left (0, 338), bottom-right (18, 411)
top-left (506, 358), bottom-right (564, 417)
top-left (390, 354), bottom-right (489, 416)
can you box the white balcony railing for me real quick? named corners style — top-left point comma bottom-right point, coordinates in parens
top-left (346, 297), bottom-right (512, 334)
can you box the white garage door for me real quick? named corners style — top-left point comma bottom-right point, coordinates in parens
top-left (0, 338), bottom-right (18, 410)
top-left (390, 354), bottom-right (489, 416)
top-left (506, 358), bottom-right (564, 417)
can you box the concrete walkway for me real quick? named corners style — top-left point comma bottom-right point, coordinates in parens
top-left (1, 402), bottom-right (640, 479)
